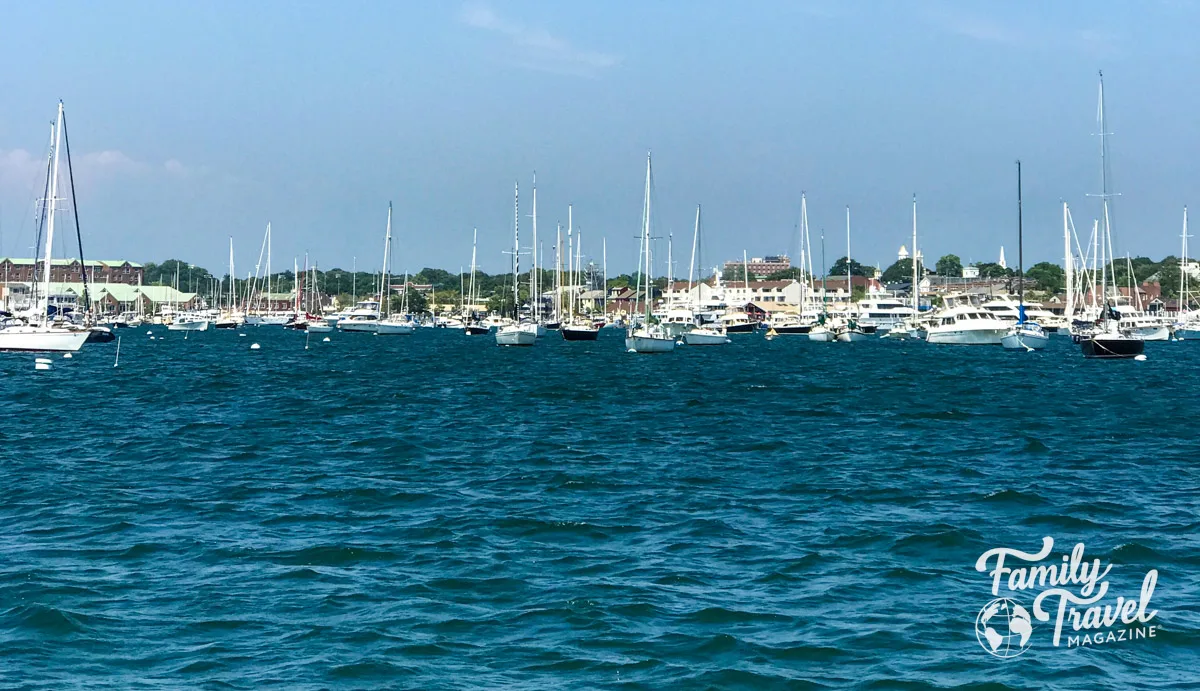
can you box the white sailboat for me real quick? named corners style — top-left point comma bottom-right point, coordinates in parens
top-left (0, 104), bottom-right (89, 352)
top-left (562, 205), bottom-right (600, 341)
top-left (497, 182), bottom-right (537, 346)
top-left (681, 206), bottom-right (728, 345)
top-left (376, 203), bottom-right (415, 335)
top-left (1002, 161), bottom-right (1049, 350)
top-left (625, 152), bottom-right (676, 353)
top-left (834, 206), bottom-right (868, 342)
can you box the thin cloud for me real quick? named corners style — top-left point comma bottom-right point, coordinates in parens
top-left (459, 3), bottom-right (620, 76)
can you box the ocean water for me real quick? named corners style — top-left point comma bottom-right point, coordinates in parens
top-left (1, 327), bottom-right (1197, 689)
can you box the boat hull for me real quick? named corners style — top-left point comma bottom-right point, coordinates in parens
top-left (306, 323), bottom-right (333, 333)
top-left (682, 330), bottom-right (728, 345)
top-left (338, 321), bottom-right (379, 333)
top-left (0, 327), bottom-right (89, 352)
top-left (835, 330), bottom-right (868, 343)
top-left (562, 326), bottom-right (600, 341)
top-left (465, 325), bottom-right (491, 336)
top-left (1080, 336), bottom-right (1145, 359)
top-left (376, 322), bottom-right (415, 335)
top-left (724, 322), bottom-right (758, 334)
top-left (771, 324), bottom-right (812, 335)
top-left (808, 328), bottom-right (835, 342)
top-left (1001, 328), bottom-right (1050, 350)
top-left (1130, 325), bottom-right (1170, 341)
top-left (168, 320), bottom-right (209, 332)
top-left (926, 328), bottom-right (1005, 345)
top-left (625, 335), bottom-right (677, 352)
top-left (496, 326), bottom-right (537, 346)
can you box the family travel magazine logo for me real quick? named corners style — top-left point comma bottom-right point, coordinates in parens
top-left (974, 536), bottom-right (1159, 657)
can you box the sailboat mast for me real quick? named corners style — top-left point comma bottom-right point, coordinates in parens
top-left (567, 206), bottom-right (574, 321)
top-left (845, 205), bottom-right (851, 306)
top-left (380, 203), bottom-right (392, 316)
top-left (513, 181), bottom-right (520, 320)
top-left (470, 228), bottom-right (478, 319)
top-left (1182, 207), bottom-right (1191, 311)
top-left (531, 172), bottom-right (538, 322)
top-left (643, 152), bottom-right (653, 323)
top-left (555, 221), bottom-right (562, 321)
top-left (1096, 71), bottom-right (1113, 317)
top-left (1064, 203), bottom-right (1074, 322)
top-left (687, 205), bottom-right (700, 299)
top-left (1017, 161), bottom-right (1024, 315)
top-left (798, 194), bottom-right (807, 310)
top-left (743, 249), bottom-right (749, 306)
top-left (39, 103), bottom-right (64, 324)
top-left (228, 237), bottom-right (235, 312)
top-left (911, 195), bottom-right (918, 315)
top-left (602, 237), bottom-right (608, 322)
top-left (576, 227), bottom-right (583, 318)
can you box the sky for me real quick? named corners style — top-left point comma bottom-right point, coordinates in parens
top-left (2, 0), bottom-right (1199, 278)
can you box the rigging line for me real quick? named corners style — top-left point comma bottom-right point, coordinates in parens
top-left (61, 107), bottom-right (92, 312)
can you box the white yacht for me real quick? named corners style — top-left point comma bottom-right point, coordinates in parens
top-left (925, 306), bottom-right (1009, 345)
top-left (682, 324), bottom-right (728, 345)
top-left (855, 298), bottom-right (916, 334)
top-left (337, 300), bottom-right (382, 332)
top-left (496, 322), bottom-right (537, 346)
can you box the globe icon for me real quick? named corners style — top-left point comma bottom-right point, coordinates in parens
top-left (976, 598), bottom-right (1033, 658)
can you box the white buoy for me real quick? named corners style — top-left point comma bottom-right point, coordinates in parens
top-left (250, 343), bottom-right (261, 350)
top-left (322, 337), bottom-right (330, 342)
top-left (146, 331), bottom-right (153, 335)
top-left (1134, 354), bottom-right (1148, 361)
top-left (35, 357), bottom-right (52, 364)
top-left (62, 353), bottom-right (72, 359)
top-left (239, 333), bottom-right (247, 337)
top-left (35, 362), bottom-right (51, 371)
top-left (149, 336), bottom-right (155, 340)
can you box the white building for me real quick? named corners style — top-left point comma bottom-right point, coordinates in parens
top-left (664, 278), bottom-right (804, 308)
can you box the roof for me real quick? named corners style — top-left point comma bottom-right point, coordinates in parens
top-left (0, 257), bottom-right (143, 268)
top-left (28, 282), bottom-right (195, 303)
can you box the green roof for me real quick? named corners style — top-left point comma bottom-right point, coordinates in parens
top-left (35, 282), bottom-right (195, 304)
top-left (0, 257), bottom-right (143, 268)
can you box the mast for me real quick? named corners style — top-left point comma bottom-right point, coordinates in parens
top-left (576, 226), bottom-right (583, 318)
top-left (911, 195), bottom-right (918, 315)
top-left (469, 227), bottom-right (478, 320)
top-left (266, 222), bottom-right (272, 309)
top-left (643, 152), bottom-right (653, 324)
top-left (1064, 202), bottom-right (1074, 322)
top-left (1017, 161), bottom-right (1024, 321)
top-left (743, 249), bottom-right (749, 306)
top-left (567, 205), bottom-right (574, 320)
top-left (667, 233), bottom-right (673, 308)
top-left (687, 205), bottom-right (700, 302)
top-left (602, 237), bottom-right (608, 322)
top-left (1095, 71), bottom-right (1116, 321)
top-left (531, 172), bottom-right (538, 322)
top-left (845, 205), bottom-right (852, 306)
top-left (555, 221), bottom-right (563, 321)
top-left (39, 102), bottom-right (64, 325)
top-left (1182, 207), bottom-right (1191, 313)
top-left (513, 181), bottom-right (520, 321)
top-left (380, 203), bottom-right (392, 316)
top-left (820, 231), bottom-right (827, 310)
top-left (228, 237), bottom-right (235, 312)
top-left (798, 194), bottom-right (808, 311)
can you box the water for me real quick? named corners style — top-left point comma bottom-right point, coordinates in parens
top-left (1, 328), bottom-right (1197, 689)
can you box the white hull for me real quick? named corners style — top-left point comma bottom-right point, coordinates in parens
top-left (306, 323), bottom-right (334, 333)
top-left (0, 327), bottom-right (89, 352)
top-left (835, 330), bottom-right (868, 343)
top-left (927, 327), bottom-right (1006, 345)
top-left (682, 330), bottom-right (728, 345)
top-left (168, 320), bottom-right (209, 332)
top-left (808, 327), bottom-right (835, 342)
top-left (338, 320), bottom-right (379, 332)
top-left (1001, 328), bottom-right (1049, 350)
top-left (1131, 325), bottom-right (1170, 341)
top-left (625, 335), bottom-right (676, 352)
top-left (496, 325), bottom-right (537, 346)
top-left (246, 315), bottom-right (293, 326)
top-left (376, 321), bottom-right (415, 335)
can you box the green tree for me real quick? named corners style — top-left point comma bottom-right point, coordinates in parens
top-left (1025, 262), bottom-right (1065, 293)
top-left (881, 258), bottom-right (919, 284)
top-left (828, 256), bottom-right (873, 278)
top-left (975, 262), bottom-right (1012, 279)
top-left (764, 268), bottom-right (803, 281)
top-left (935, 254), bottom-right (963, 277)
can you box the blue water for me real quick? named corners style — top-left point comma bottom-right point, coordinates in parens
top-left (1, 328), bottom-right (1197, 689)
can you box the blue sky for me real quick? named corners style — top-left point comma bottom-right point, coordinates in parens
top-left (2, 1), bottom-right (1198, 277)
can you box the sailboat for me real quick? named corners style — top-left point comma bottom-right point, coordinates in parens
top-left (1076, 72), bottom-right (1144, 360)
top-left (834, 206), bottom-right (868, 342)
top-left (1002, 160), bottom-right (1049, 350)
top-left (562, 205), bottom-right (600, 341)
top-left (808, 231), bottom-right (836, 342)
top-left (681, 205), bottom-right (728, 345)
top-left (625, 152), bottom-right (676, 353)
top-left (376, 203), bottom-right (415, 335)
top-left (497, 182), bottom-right (538, 346)
top-left (464, 228), bottom-right (490, 335)
top-left (1174, 208), bottom-right (1200, 339)
top-left (0, 102), bottom-right (89, 353)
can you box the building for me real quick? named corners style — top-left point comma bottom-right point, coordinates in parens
top-left (2, 281), bottom-right (200, 314)
top-left (0, 258), bottom-right (144, 285)
top-left (962, 265), bottom-right (980, 279)
top-left (722, 255), bottom-right (791, 279)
